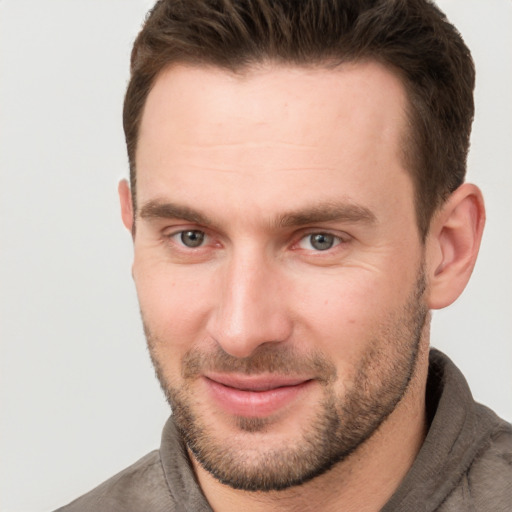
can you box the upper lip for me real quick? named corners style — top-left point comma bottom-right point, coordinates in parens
top-left (204, 373), bottom-right (312, 391)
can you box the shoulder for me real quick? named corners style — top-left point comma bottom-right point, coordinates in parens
top-left (466, 411), bottom-right (512, 507)
top-left (54, 450), bottom-right (175, 512)
top-left (384, 352), bottom-right (512, 512)
top-left (441, 406), bottom-right (512, 511)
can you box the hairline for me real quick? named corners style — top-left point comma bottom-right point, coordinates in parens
top-left (129, 57), bottom-right (434, 242)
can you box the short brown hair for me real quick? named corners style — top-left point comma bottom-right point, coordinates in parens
top-left (123, 0), bottom-right (475, 239)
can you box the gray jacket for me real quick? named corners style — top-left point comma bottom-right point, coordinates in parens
top-left (56, 350), bottom-right (512, 511)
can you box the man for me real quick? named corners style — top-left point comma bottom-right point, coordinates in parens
top-left (57, 0), bottom-right (512, 510)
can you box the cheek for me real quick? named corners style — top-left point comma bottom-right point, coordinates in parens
top-left (133, 256), bottom-right (216, 355)
top-left (293, 268), bottom-right (405, 366)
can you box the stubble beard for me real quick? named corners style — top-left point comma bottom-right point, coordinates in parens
top-left (144, 270), bottom-right (428, 492)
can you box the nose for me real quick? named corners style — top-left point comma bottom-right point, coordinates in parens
top-left (206, 250), bottom-right (293, 358)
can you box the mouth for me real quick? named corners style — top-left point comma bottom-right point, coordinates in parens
top-left (203, 373), bottom-right (314, 418)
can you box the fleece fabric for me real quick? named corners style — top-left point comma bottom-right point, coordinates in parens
top-left (56, 350), bottom-right (512, 511)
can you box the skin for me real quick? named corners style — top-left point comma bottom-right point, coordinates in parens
top-left (119, 61), bottom-right (485, 511)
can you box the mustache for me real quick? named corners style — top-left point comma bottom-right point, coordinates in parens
top-left (180, 343), bottom-right (337, 383)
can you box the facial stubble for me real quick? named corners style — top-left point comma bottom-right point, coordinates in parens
top-left (144, 270), bottom-right (428, 492)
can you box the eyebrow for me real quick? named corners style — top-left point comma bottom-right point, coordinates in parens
top-left (277, 202), bottom-right (376, 228)
top-left (138, 199), bottom-right (376, 229)
top-left (139, 200), bottom-right (214, 226)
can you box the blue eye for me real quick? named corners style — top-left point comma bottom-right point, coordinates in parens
top-left (178, 230), bottom-right (205, 248)
top-left (299, 233), bottom-right (340, 251)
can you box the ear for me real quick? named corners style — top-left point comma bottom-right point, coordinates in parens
top-left (425, 183), bottom-right (485, 310)
top-left (118, 179), bottom-right (134, 234)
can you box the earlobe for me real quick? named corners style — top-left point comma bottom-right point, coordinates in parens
top-left (118, 179), bottom-right (134, 234)
top-left (426, 183), bottom-right (485, 310)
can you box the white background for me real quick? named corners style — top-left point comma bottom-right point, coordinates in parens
top-left (1, 1), bottom-right (510, 511)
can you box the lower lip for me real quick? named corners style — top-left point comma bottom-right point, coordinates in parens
top-left (204, 378), bottom-right (313, 418)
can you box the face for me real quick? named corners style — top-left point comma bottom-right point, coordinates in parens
top-left (128, 62), bottom-right (429, 491)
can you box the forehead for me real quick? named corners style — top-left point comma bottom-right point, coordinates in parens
top-left (138, 60), bottom-right (409, 148)
top-left (136, 61), bottom-right (413, 222)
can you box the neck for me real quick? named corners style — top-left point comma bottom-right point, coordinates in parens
top-left (192, 340), bottom-right (430, 512)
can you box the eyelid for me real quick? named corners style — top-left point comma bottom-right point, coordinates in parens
top-left (160, 225), bottom-right (350, 252)
top-left (293, 229), bottom-right (351, 251)
top-left (163, 227), bottom-right (211, 248)
top-left (174, 229), bottom-right (207, 248)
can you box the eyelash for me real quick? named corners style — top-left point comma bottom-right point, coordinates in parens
top-left (296, 232), bottom-right (344, 251)
top-left (167, 229), bottom-right (213, 249)
top-left (164, 228), bottom-right (349, 254)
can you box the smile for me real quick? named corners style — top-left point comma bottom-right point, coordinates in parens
top-left (203, 374), bottom-right (314, 418)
